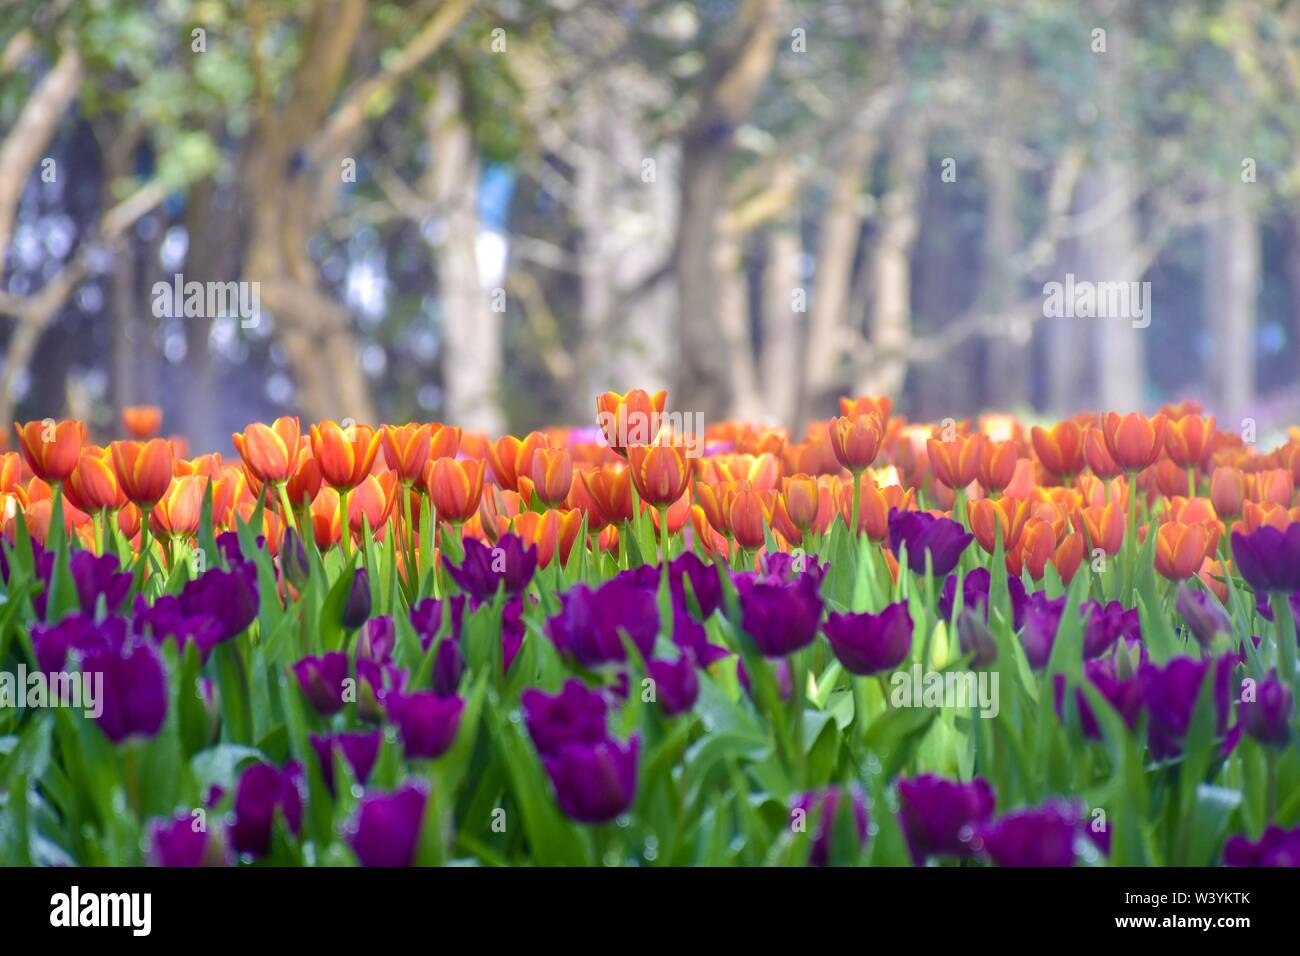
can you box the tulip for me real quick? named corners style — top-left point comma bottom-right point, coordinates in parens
top-left (232, 762), bottom-right (304, 857)
top-left (1031, 420), bottom-right (1085, 479)
top-left (1210, 466), bottom-right (1245, 518)
top-left (232, 417), bottom-right (301, 484)
top-left (737, 657), bottom-right (793, 701)
top-left (80, 638), bottom-right (168, 744)
top-left (1249, 468), bottom-right (1295, 508)
top-left (839, 395), bottom-right (892, 426)
top-left (1082, 427), bottom-right (1121, 479)
top-left (70, 550), bottom-right (131, 616)
top-left (347, 783), bottom-right (428, 867)
top-left (1079, 501), bottom-right (1124, 555)
top-left (310, 730), bottom-right (382, 793)
top-left (828, 414), bottom-right (883, 472)
top-left (343, 567), bottom-right (372, 629)
top-left (1241, 671), bottom-right (1293, 747)
top-left (581, 467), bottom-right (634, 525)
top-left (149, 813), bottom-right (229, 867)
top-left (110, 439), bottom-right (175, 507)
top-left (177, 562), bottom-right (259, 641)
top-left (280, 526), bottom-right (310, 590)
top-left (122, 405), bottom-right (163, 439)
top-left (1164, 414), bottom-right (1215, 469)
top-left (1103, 412), bottom-right (1167, 472)
top-left (645, 654), bottom-right (700, 716)
top-left (291, 653), bottom-right (350, 716)
top-left (427, 457), bottom-right (486, 523)
top-left (446, 533), bottom-right (537, 600)
top-left (844, 479), bottom-right (913, 542)
top-left (547, 575), bottom-right (659, 666)
top-left (974, 802), bottom-right (1079, 867)
top-left (1140, 655), bottom-right (1234, 759)
top-left (67, 449), bottom-right (124, 514)
top-left (968, 496), bottom-right (1029, 553)
top-left (542, 735), bottom-right (640, 824)
top-left (150, 475), bottom-right (206, 537)
top-left (14, 419), bottom-right (83, 483)
top-left (596, 388), bottom-right (668, 456)
top-left (379, 423), bottom-right (433, 484)
top-left (727, 487), bottom-right (772, 551)
top-left (939, 567), bottom-right (1027, 631)
top-left (823, 602), bottom-right (912, 675)
top-left (887, 508), bottom-right (973, 577)
top-left (928, 434), bottom-right (984, 491)
top-left (486, 435), bottom-right (524, 489)
top-left (1022, 592), bottom-right (1067, 670)
top-left (512, 508), bottom-right (582, 568)
top-left (732, 566), bottom-right (824, 657)
top-left (530, 446), bottom-right (574, 506)
top-left (1080, 600), bottom-right (1140, 659)
top-left (778, 474), bottom-right (821, 537)
top-left (896, 774), bottom-right (996, 864)
top-left (522, 679), bottom-right (609, 756)
top-left (310, 421), bottom-right (380, 491)
top-left (978, 439), bottom-right (1018, 494)
top-left (791, 786), bottom-right (869, 866)
top-left (431, 637), bottom-right (465, 698)
top-left (1175, 585), bottom-right (1230, 648)
top-left (386, 690), bottom-right (464, 759)
top-left (626, 442), bottom-right (691, 508)
top-left (670, 551), bottom-right (723, 620)
top-left (1153, 521), bottom-right (1208, 580)
top-left (1223, 826), bottom-right (1300, 867)
top-left (957, 610), bottom-right (999, 668)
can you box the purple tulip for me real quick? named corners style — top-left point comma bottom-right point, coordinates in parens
top-left (669, 551), bottom-right (722, 619)
top-left (356, 658), bottom-right (407, 723)
top-left (956, 610), bottom-right (998, 668)
top-left (17, 540), bottom-right (56, 620)
top-left (1080, 600), bottom-right (1141, 659)
top-left (431, 637), bottom-right (465, 697)
top-left (232, 762), bottom-right (304, 857)
top-left (409, 597), bottom-right (447, 646)
top-left (1140, 655), bottom-right (1235, 760)
top-left (672, 601), bottom-right (730, 666)
top-left (279, 527), bottom-right (310, 589)
top-left (357, 615), bottom-right (395, 662)
top-left (761, 551), bottom-right (829, 585)
top-left (386, 690), bottom-right (464, 759)
top-left (1231, 524), bottom-right (1300, 592)
top-left (347, 783), bottom-right (428, 867)
top-left (32, 612), bottom-right (124, 674)
top-left (792, 786), bottom-right (869, 866)
top-left (310, 730), bottom-right (382, 793)
top-left (732, 566), bottom-right (824, 657)
top-left (939, 568), bottom-right (1027, 630)
top-left (446, 533), bottom-right (537, 601)
top-left (823, 602), bottom-right (913, 675)
top-left (521, 679), bottom-right (608, 756)
top-left (896, 774), bottom-right (996, 864)
top-left (1053, 657), bottom-right (1143, 740)
top-left (502, 595), bottom-right (526, 674)
top-left (149, 813), bottom-right (229, 867)
top-left (1021, 592), bottom-right (1067, 670)
top-left (737, 657), bottom-right (793, 701)
top-left (646, 654), bottom-right (700, 716)
top-left (546, 575), bottom-right (659, 667)
top-left (178, 562), bottom-right (259, 641)
top-left (974, 801), bottom-right (1079, 867)
top-left (291, 652), bottom-right (350, 716)
top-left (1223, 825), bottom-right (1300, 866)
top-left (888, 508), bottom-right (973, 577)
top-left (70, 551), bottom-right (131, 616)
top-left (1176, 585), bottom-right (1231, 648)
top-left (343, 567), bottom-right (372, 629)
top-left (542, 736), bottom-right (640, 824)
top-left (83, 639), bottom-right (168, 743)
top-left (215, 531), bottom-right (249, 565)
top-left (1241, 670), bottom-right (1293, 747)
top-left (132, 594), bottom-right (224, 662)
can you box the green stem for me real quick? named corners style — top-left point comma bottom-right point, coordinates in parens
top-left (1186, 466), bottom-right (1196, 500)
top-left (1269, 590), bottom-right (1297, 690)
top-left (275, 481), bottom-right (299, 532)
top-left (338, 487), bottom-right (352, 561)
top-left (658, 505), bottom-right (670, 564)
top-left (850, 469), bottom-right (863, 538)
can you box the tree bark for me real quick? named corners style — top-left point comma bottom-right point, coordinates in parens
top-left (1204, 181), bottom-right (1258, 421)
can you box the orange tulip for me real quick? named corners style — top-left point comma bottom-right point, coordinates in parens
top-left (838, 395), bottom-right (892, 428)
top-left (211, 467), bottom-right (251, 527)
top-left (596, 388), bottom-right (668, 456)
top-left (117, 503), bottom-right (141, 541)
top-left (427, 457), bottom-right (486, 523)
top-left (728, 488), bottom-right (773, 550)
top-left (648, 487), bottom-right (692, 535)
top-left (1151, 457), bottom-right (1187, 499)
top-left (1079, 501), bottom-right (1125, 556)
top-left (380, 423), bottom-right (433, 483)
top-left (487, 435), bottom-right (523, 490)
top-left (690, 504), bottom-right (731, 558)
top-left (1237, 500), bottom-right (1291, 535)
top-left (1247, 468), bottom-right (1294, 508)
top-left (1154, 521), bottom-right (1209, 580)
top-left (0, 451), bottom-right (20, 493)
top-left (1164, 414), bottom-right (1215, 469)
top-left (347, 472), bottom-right (398, 537)
top-left (233, 417), bottom-right (301, 484)
top-left (1103, 412), bottom-right (1167, 472)
top-left (122, 405), bottom-right (163, 439)
top-left (1011, 518), bottom-right (1056, 580)
top-left (111, 439), bottom-right (176, 507)
top-left (429, 423), bottom-right (461, 461)
top-left (283, 447), bottom-right (322, 510)
top-left (1031, 421), bottom-right (1086, 479)
top-left (843, 478), bottom-right (913, 542)
top-left (310, 488), bottom-right (342, 550)
top-left (66, 449), bottom-right (124, 512)
top-left (778, 474), bottom-right (821, 536)
top-left (927, 434), bottom-right (984, 491)
top-left (1083, 428), bottom-right (1121, 479)
top-left (1053, 531), bottom-right (1085, 583)
top-left (514, 508), bottom-right (583, 567)
top-left (311, 421), bottom-right (381, 491)
top-left (530, 447), bottom-right (574, 506)
top-left (150, 475), bottom-right (207, 537)
top-left (978, 440), bottom-right (1019, 494)
top-left (828, 414), bottom-right (883, 472)
top-left (627, 443), bottom-right (692, 507)
top-left (581, 467), bottom-right (634, 525)
top-left (1210, 466), bottom-right (1244, 518)
top-left (14, 419), bottom-right (83, 483)
top-left (969, 496), bottom-right (1030, 554)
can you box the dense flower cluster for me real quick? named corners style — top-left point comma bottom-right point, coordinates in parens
top-left (1, 393), bottom-right (1299, 867)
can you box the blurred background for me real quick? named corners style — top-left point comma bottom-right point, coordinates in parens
top-left (2, 0), bottom-right (1298, 453)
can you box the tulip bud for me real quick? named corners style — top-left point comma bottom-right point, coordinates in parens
top-left (280, 527), bottom-right (310, 590)
top-left (957, 609), bottom-right (998, 669)
top-left (1242, 672), bottom-right (1293, 748)
top-left (343, 567), bottom-right (372, 629)
top-left (1174, 584), bottom-right (1230, 649)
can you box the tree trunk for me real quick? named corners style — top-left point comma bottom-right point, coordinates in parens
top-left (980, 147), bottom-right (1029, 410)
top-left (762, 221), bottom-right (803, 428)
top-left (1204, 181), bottom-right (1258, 422)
